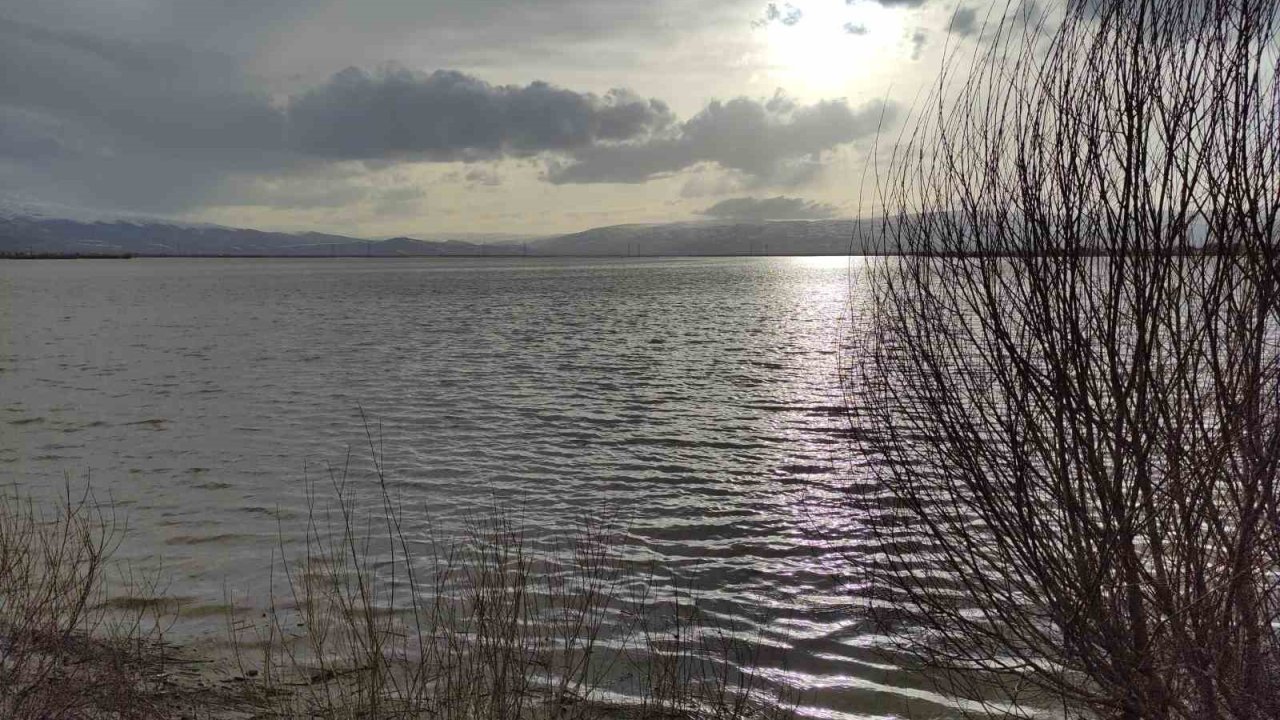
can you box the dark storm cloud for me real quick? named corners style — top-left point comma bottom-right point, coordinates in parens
top-left (287, 67), bottom-right (675, 160)
top-left (546, 93), bottom-right (890, 184)
top-left (698, 195), bottom-right (838, 220)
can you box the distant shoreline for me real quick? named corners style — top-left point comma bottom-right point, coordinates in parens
top-left (2, 252), bottom-right (848, 259)
top-left (0, 251), bottom-right (135, 260)
top-left (1, 251), bottom-right (1230, 260)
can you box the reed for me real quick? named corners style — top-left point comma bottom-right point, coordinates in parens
top-left (227, 438), bottom-right (796, 720)
top-left (0, 419), bottom-right (795, 719)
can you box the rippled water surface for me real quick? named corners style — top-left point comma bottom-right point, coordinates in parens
top-left (0, 256), bottom-right (948, 718)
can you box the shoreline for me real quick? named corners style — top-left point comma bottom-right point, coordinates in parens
top-left (0, 485), bottom-right (799, 720)
top-left (0, 251), bottom-right (136, 259)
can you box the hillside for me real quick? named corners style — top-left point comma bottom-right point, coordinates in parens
top-left (535, 220), bottom-right (869, 256)
top-left (0, 204), bottom-right (875, 257)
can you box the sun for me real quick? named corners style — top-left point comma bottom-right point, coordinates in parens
top-left (761, 2), bottom-right (908, 99)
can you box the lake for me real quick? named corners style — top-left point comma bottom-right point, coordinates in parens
top-left (0, 256), bottom-right (951, 719)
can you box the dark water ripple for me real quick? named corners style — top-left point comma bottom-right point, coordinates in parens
top-left (0, 256), bottom-right (953, 719)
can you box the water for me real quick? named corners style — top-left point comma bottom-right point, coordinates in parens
top-left (0, 256), bottom-right (951, 718)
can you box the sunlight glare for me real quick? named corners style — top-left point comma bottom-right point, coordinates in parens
top-left (763, 2), bottom-right (906, 97)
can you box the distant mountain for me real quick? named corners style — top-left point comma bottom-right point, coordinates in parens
top-left (0, 204), bottom-right (879, 257)
top-left (412, 232), bottom-right (546, 245)
top-left (533, 220), bottom-right (870, 256)
top-left (0, 216), bottom-right (528, 257)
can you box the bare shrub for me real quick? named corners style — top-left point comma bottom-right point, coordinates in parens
top-left (846, 0), bottom-right (1280, 718)
top-left (0, 484), bottom-right (179, 719)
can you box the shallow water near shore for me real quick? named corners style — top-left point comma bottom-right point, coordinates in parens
top-left (0, 256), bottom-right (949, 718)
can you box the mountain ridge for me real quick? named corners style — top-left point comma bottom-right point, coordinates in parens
top-left (0, 206), bottom-right (874, 257)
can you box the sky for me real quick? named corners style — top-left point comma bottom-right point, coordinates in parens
top-left (0, 0), bottom-right (1010, 237)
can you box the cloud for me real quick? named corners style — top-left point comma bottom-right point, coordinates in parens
top-left (2, 0), bottom-right (698, 69)
top-left (0, 19), bottom-right (285, 153)
top-left (909, 28), bottom-right (928, 59)
top-left (464, 166), bottom-right (502, 187)
top-left (754, 3), bottom-right (804, 27)
top-left (699, 195), bottom-right (839, 221)
top-left (546, 92), bottom-right (891, 185)
top-left (761, 0), bottom-right (931, 29)
top-left (0, 16), bottom-right (303, 211)
top-left (0, 107), bottom-right (75, 161)
top-left (0, 12), bottom-right (889, 218)
top-left (199, 162), bottom-right (432, 215)
top-left (0, 16), bottom-right (684, 212)
top-left (949, 1), bottom-right (1052, 43)
top-left (287, 67), bottom-right (675, 160)
top-left (679, 169), bottom-right (749, 198)
top-left (947, 6), bottom-right (980, 36)
top-left (0, 19), bottom-right (674, 167)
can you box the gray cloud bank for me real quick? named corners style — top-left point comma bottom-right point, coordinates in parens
top-left (286, 67), bottom-right (886, 187)
top-left (699, 195), bottom-right (839, 221)
top-left (0, 15), bottom-right (890, 213)
top-left (547, 93), bottom-right (887, 185)
top-left (290, 67), bottom-right (676, 160)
